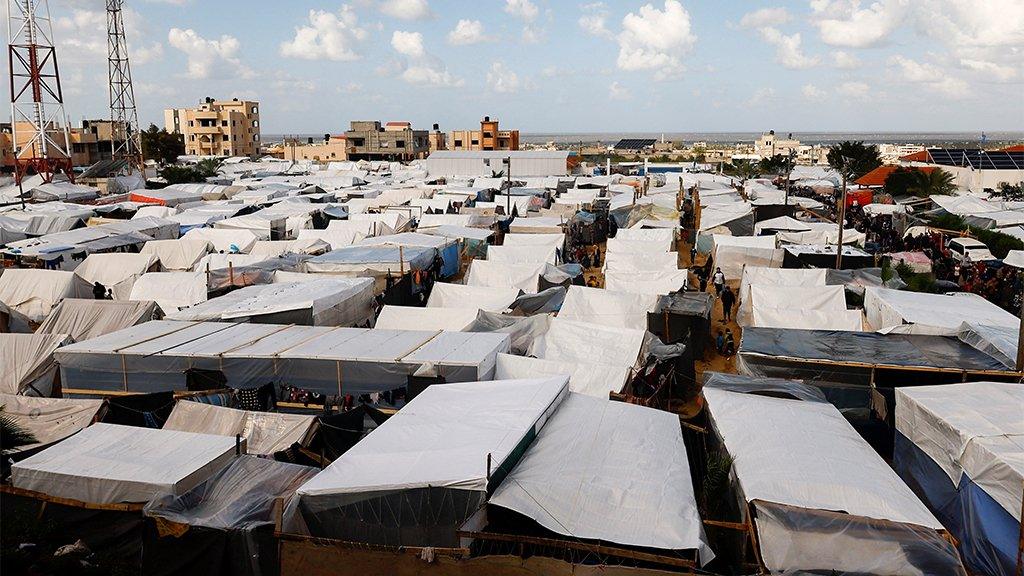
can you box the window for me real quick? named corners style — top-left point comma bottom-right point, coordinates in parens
top-left (221, 120), bottom-right (228, 127)
top-left (223, 134), bottom-right (229, 141)
top-left (395, 140), bottom-right (405, 148)
top-left (190, 135), bottom-right (195, 141)
top-left (188, 121), bottom-right (194, 127)
top-left (471, 139), bottom-right (479, 146)
top-left (351, 138), bottom-right (365, 147)
top-left (253, 120), bottom-right (259, 128)
top-left (251, 106), bottom-right (258, 114)
top-left (483, 132), bottom-right (492, 138)
top-left (232, 120), bottom-right (236, 126)
top-left (254, 134), bottom-right (259, 141)
top-left (454, 140), bottom-right (462, 147)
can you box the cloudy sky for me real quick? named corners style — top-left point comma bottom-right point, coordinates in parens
top-left (50, 0), bottom-right (1024, 134)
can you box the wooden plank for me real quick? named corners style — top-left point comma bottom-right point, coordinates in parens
top-left (456, 530), bottom-right (696, 569)
top-left (0, 484), bottom-right (145, 512)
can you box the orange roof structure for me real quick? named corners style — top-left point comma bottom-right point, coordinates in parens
top-left (899, 150), bottom-right (931, 163)
top-left (1000, 144), bottom-right (1024, 152)
top-left (855, 165), bottom-right (935, 187)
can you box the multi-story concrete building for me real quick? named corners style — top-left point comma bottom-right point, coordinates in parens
top-left (283, 134), bottom-right (348, 163)
top-left (450, 116), bottom-right (519, 151)
top-left (344, 120), bottom-right (429, 161)
top-left (754, 130), bottom-right (800, 158)
top-left (1, 119), bottom-right (130, 169)
top-left (427, 123), bottom-right (447, 152)
top-left (164, 98), bottom-right (261, 158)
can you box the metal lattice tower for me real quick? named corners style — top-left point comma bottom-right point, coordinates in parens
top-left (7, 0), bottom-right (74, 185)
top-left (106, 0), bottom-right (143, 174)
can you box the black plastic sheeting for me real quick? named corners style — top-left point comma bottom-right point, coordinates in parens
top-left (702, 371), bottom-right (828, 403)
top-left (102, 391), bottom-right (175, 428)
top-left (308, 405), bottom-right (393, 462)
top-left (509, 286), bottom-right (566, 315)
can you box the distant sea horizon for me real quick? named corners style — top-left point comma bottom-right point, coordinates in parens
top-left (265, 130), bottom-right (1024, 147)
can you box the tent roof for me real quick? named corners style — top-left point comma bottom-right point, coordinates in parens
top-left (36, 298), bottom-right (158, 342)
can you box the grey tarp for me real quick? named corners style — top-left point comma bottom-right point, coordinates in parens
top-left (1, 332), bottom-right (72, 395)
top-left (702, 371), bottom-right (828, 403)
top-left (0, 394), bottom-right (105, 455)
top-left (36, 298), bottom-right (159, 342)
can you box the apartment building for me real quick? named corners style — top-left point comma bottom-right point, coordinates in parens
top-left (283, 135), bottom-right (348, 163)
top-left (450, 116), bottom-right (519, 151)
top-left (344, 120), bottom-right (429, 161)
top-left (164, 98), bottom-right (261, 158)
top-left (1, 119), bottom-right (128, 169)
top-left (754, 130), bottom-right (800, 158)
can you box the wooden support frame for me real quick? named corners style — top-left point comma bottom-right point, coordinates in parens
top-left (456, 530), bottom-right (697, 570)
top-left (0, 484), bottom-right (145, 512)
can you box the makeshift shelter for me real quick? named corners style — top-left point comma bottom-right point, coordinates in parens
top-left (286, 376), bottom-right (569, 547)
top-left (129, 272), bottom-right (208, 313)
top-left (494, 353), bottom-right (630, 399)
top-left (141, 238), bottom-right (213, 271)
top-left (558, 286), bottom-right (659, 331)
top-left (487, 243), bottom-right (557, 265)
top-left (166, 278), bottom-right (374, 327)
top-left (466, 260), bottom-right (546, 293)
top-left (11, 423), bottom-right (239, 504)
top-left (357, 232), bottom-right (459, 278)
top-left (508, 217), bottom-right (565, 234)
top-left (703, 387), bottom-right (965, 576)
top-left (182, 228), bottom-right (259, 254)
top-left (0, 268), bottom-right (89, 327)
top-left (737, 267), bottom-right (828, 325)
top-left (73, 252), bottom-right (159, 300)
top-left (604, 269), bottom-right (688, 295)
top-left (1, 332), bottom-right (71, 396)
top-left (56, 321), bottom-right (510, 395)
top-left (782, 244), bottom-right (874, 269)
top-left (426, 282), bottom-right (519, 312)
top-left (0, 394), bottom-right (105, 455)
top-left (529, 318), bottom-right (646, 374)
top-left (613, 226), bottom-right (675, 246)
top-left (36, 298), bottom-right (159, 342)
top-left (603, 249), bottom-right (678, 272)
top-left (163, 401), bottom-right (317, 455)
top-left (305, 245), bottom-right (435, 275)
top-left (742, 284), bottom-right (861, 331)
top-left (864, 287), bottom-right (1019, 333)
top-left (502, 232), bottom-right (564, 251)
top-left (646, 292), bottom-right (713, 357)
top-left (894, 383), bottom-right (1023, 576)
top-left (710, 234), bottom-right (782, 278)
top-left (465, 311), bottom-right (553, 355)
top-left (143, 456), bottom-right (317, 576)
top-left (606, 236), bottom-right (673, 255)
top-left (490, 393), bottom-right (713, 565)
top-left (374, 305), bottom-right (478, 331)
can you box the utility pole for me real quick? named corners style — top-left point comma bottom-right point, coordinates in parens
top-left (8, 0), bottom-right (75, 207)
top-left (835, 167), bottom-right (849, 269)
top-left (784, 149), bottom-right (795, 207)
top-left (106, 0), bottom-right (143, 175)
top-left (504, 155), bottom-right (511, 217)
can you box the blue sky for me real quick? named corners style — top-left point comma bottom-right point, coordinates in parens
top-left (51, 0), bottom-right (1024, 134)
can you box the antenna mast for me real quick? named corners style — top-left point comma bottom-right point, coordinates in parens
top-left (106, 0), bottom-right (143, 174)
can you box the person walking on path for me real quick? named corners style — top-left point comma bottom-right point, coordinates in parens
top-left (712, 267), bottom-right (725, 296)
top-left (720, 285), bottom-right (736, 322)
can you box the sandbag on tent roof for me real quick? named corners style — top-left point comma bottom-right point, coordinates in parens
top-left (1, 332), bottom-right (72, 396)
top-left (558, 285), bottom-right (659, 331)
top-left (182, 227), bottom-right (259, 254)
top-left (466, 260), bottom-right (546, 293)
top-left (703, 387), bottom-right (963, 576)
top-left (286, 376), bottom-right (569, 547)
top-left (486, 243), bottom-right (557, 265)
top-left (167, 278), bottom-right (374, 327)
top-left (604, 269), bottom-right (688, 295)
top-left (529, 317), bottom-right (646, 373)
top-left (129, 272), bottom-right (208, 313)
top-left (864, 287), bottom-right (1018, 333)
top-left (494, 352), bottom-right (630, 398)
top-left (11, 423), bottom-right (239, 504)
top-left (141, 238), bottom-right (213, 271)
top-left (142, 456), bottom-right (318, 576)
top-left (374, 305), bottom-right (478, 331)
top-left (0, 394), bottom-right (104, 455)
top-left (0, 268), bottom-right (90, 325)
top-left (895, 382), bottom-right (1023, 576)
top-left (73, 252), bottom-right (159, 300)
top-left (163, 400), bottom-right (317, 455)
top-left (36, 298), bottom-right (159, 342)
top-left (490, 392), bottom-right (713, 563)
top-left (427, 282), bottom-right (520, 311)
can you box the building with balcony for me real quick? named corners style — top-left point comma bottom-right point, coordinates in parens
top-left (344, 120), bottom-right (429, 161)
top-left (450, 116), bottom-right (519, 151)
top-left (164, 98), bottom-right (260, 158)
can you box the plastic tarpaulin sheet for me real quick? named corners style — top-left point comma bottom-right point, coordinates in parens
top-left (129, 272), bottom-right (208, 313)
top-left (305, 245), bottom-right (435, 275)
top-left (288, 377), bottom-right (569, 546)
top-left (743, 284), bottom-right (857, 330)
top-left (11, 422), bottom-right (240, 504)
top-left (465, 312), bottom-right (552, 356)
top-left (36, 298), bottom-right (158, 342)
top-left (606, 236), bottom-right (672, 254)
top-left (491, 393), bottom-right (714, 562)
top-left (957, 322), bottom-right (1017, 369)
top-left (613, 227), bottom-right (675, 245)
top-left (751, 307), bottom-right (863, 331)
top-left (557, 285), bottom-right (659, 330)
top-left (466, 260), bottom-right (545, 293)
top-left (1002, 249), bottom-right (1024, 269)
top-left (502, 233), bottom-right (564, 250)
top-left (529, 318), bottom-right (645, 373)
top-left (603, 250), bottom-right (678, 272)
top-left (0, 268), bottom-right (89, 323)
top-left (494, 352), bottom-right (630, 400)
top-left (702, 371), bottom-right (828, 403)
top-left (604, 269), bottom-right (688, 295)
top-left (163, 401), bottom-right (317, 455)
top-left (864, 287), bottom-right (1018, 332)
top-left (182, 228), bottom-right (259, 254)
top-left (703, 388), bottom-right (943, 529)
top-left (0, 332), bottom-right (70, 395)
top-left (487, 244), bottom-right (557, 265)
top-left (73, 252), bottom-right (159, 300)
top-left (738, 267), bottom-right (826, 325)
top-left (142, 239), bottom-right (212, 271)
top-left (374, 305), bottom-right (478, 331)
top-left (248, 239), bottom-right (330, 257)
top-left (0, 394), bottom-right (104, 454)
top-left (427, 282), bottom-right (520, 311)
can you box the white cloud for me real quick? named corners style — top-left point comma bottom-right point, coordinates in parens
top-left (579, 2), bottom-right (613, 38)
top-left (811, 0), bottom-right (904, 48)
top-left (920, 0), bottom-right (1024, 49)
top-left (447, 19), bottom-right (485, 45)
top-left (391, 30), bottom-right (425, 57)
top-left (738, 7), bottom-right (791, 29)
top-left (608, 81), bottom-right (631, 100)
top-left (521, 25), bottom-right (543, 44)
top-left (487, 61), bottom-right (522, 93)
top-left (832, 50), bottom-right (861, 69)
top-left (168, 28), bottom-right (252, 79)
top-left (802, 83), bottom-right (826, 100)
top-left (280, 6), bottom-right (366, 61)
top-left (401, 65), bottom-right (462, 87)
top-left (504, 0), bottom-right (539, 22)
top-left (747, 87), bottom-right (777, 107)
top-left (616, 0), bottom-right (696, 77)
top-left (378, 0), bottom-right (432, 20)
top-left (959, 58), bottom-right (1018, 81)
top-left (888, 55), bottom-right (969, 98)
top-left (837, 81), bottom-right (871, 98)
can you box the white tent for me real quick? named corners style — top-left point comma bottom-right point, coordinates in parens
top-left (466, 260), bottom-right (545, 293)
top-left (129, 272), bottom-right (208, 313)
top-left (163, 400), bottom-right (316, 455)
top-left (0, 268), bottom-right (89, 324)
top-left (711, 234), bottom-right (782, 279)
top-left (35, 298), bottom-right (158, 342)
top-left (141, 238), bottom-right (213, 271)
top-left (73, 252), bottom-right (159, 300)
top-left (558, 285), bottom-right (659, 331)
top-left (742, 285), bottom-right (860, 331)
top-left (487, 244), bottom-right (557, 265)
top-left (494, 353), bottom-right (630, 398)
top-left (604, 269), bottom-right (688, 295)
top-left (182, 227), bottom-right (259, 254)
top-left (374, 305), bottom-right (478, 331)
top-left (864, 287), bottom-right (1018, 332)
top-left (606, 236), bottom-right (672, 254)
top-left (491, 393), bottom-right (713, 563)
top-left (508, 217), bottom-right (564, 234)
top-left (1, 332), bottom-right (71, 395)
top-left (613, 227), bottom-right (675, 246)
top-left (603, 250), bottom-right (678, 273)
top-left (529, 318), bottom-right (645, 372)
top-left (0, 394), bottom-right (104, 454)
top-left (502, 233), bottom-right (564, 250)
top-left (11, 423), bottom-right (239, 504)
top-left (426, 282), bottom-right (520, 311)
top-left (296, 228), bottom-right (365, 250)
top-left (1001, 249), bottom-right (1024, 269)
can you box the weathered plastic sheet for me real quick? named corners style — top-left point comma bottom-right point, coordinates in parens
top-left (36, 298), bottom-right (159, 342)
top-left (374, 306), bottom-right (479, 331)
top-left (558, 285), bottom-right (659, 330)
top-left (0, 332), bottom-right (71, 395)
top-left (529, 317), bottom-right (645, 371)
top-left (603, 269), bottom-right (688, 295)
top-left (487, 244), bottom-right (557, 265)
top-left (73, 252), bottom-right (159, 300)
top-left (466, 260), bottom-right (545, 293)
top-left (0, 394), bottom-right (104, 454)
top-left (163, 400), bottom-right (317, 455)
top-left (494, 352), bottom-right (628, 398)
top-left (0, 268), bottom-right (89, 323)
top-left (864, 287), bottom-right (1018, 332)
top-left (129, 272), bottom-right (208, 314)
top-left (141, 238), bottom-right (212, 271)
top-left (426, 282), bottom-right (520, 311)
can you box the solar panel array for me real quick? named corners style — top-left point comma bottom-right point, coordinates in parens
top-left (926, 149), bottom-right (1024, 170)
top-left (613, 138), bottom-right (657, 150)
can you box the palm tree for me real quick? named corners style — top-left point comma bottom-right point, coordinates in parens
top-left (1, 406), bottom-right (36, 452)
top-left (908, 168), bottom-right (955, 197)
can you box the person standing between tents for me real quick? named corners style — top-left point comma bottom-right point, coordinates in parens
top-left (696, 267), bottom-right (708, 292)
top-left (92, 282), bottom-right (107, 300)
top-left (724, 329), bottom-right (736, 356)
top-left (712, 267), bottom-right (725, 296)
top-left (720, 285), bottom-right (736, 322)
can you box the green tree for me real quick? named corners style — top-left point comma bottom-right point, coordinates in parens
top-left (158, 165), bottom-right (205, 185)
top-left (1, 406), bottom-right (36, 451)
top-left (759, 153), bottom-right (794, 177)
top-left (727, 158), bottom-right (760, 184)
top-left (993, 181), bottom-right (1024, 201)
top-left (884, 167), bottom-right (956, 198)
top-left (140, 124), bottom-right (185, 165)
top-left (195, 158), bottom-right (222, 178)
top-left (827, 141), bottom-right (882, 181)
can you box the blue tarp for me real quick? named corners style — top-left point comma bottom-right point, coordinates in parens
top-left (894, 432), bottom-right (1018, 576)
